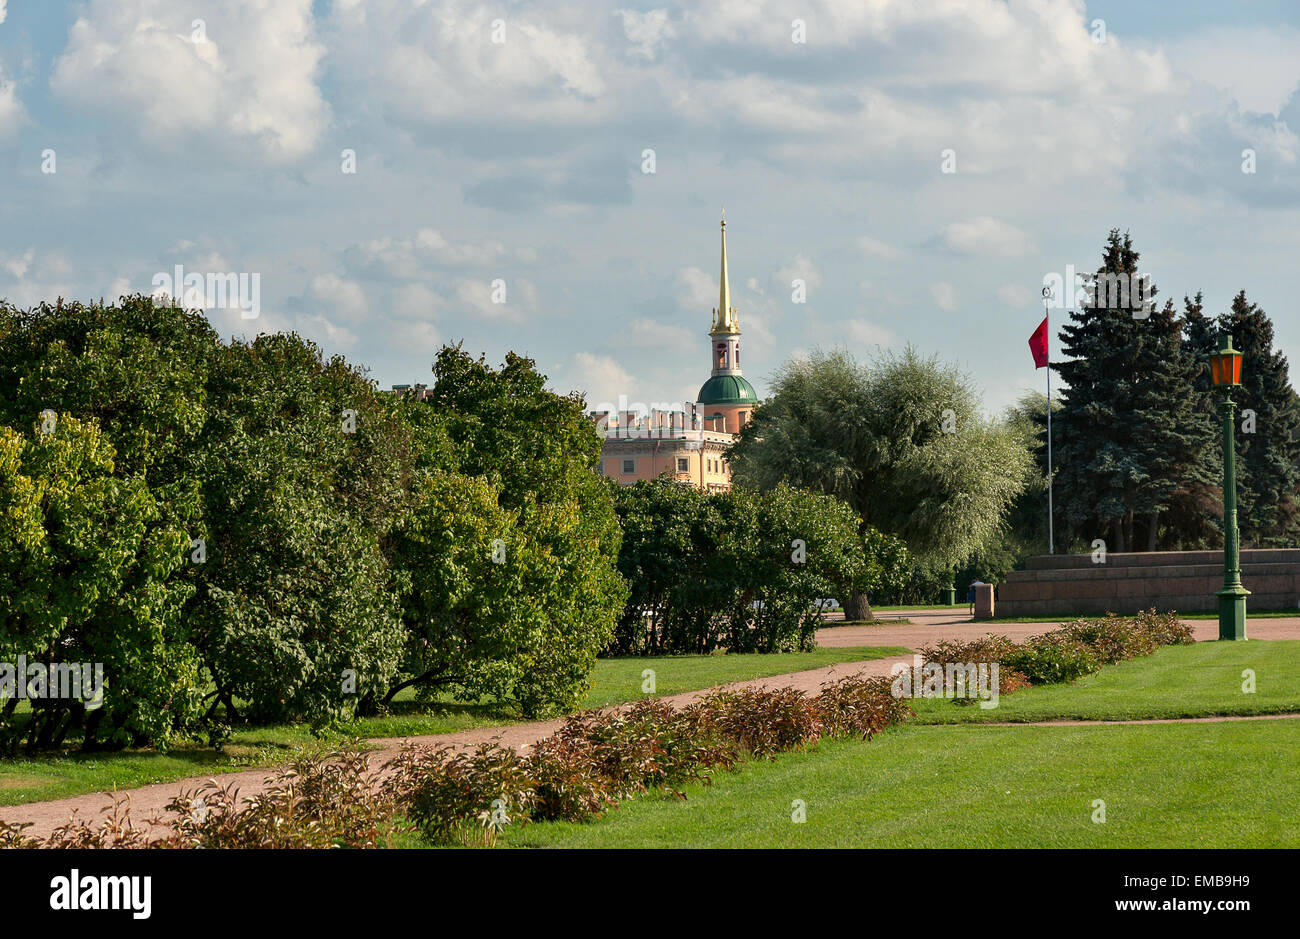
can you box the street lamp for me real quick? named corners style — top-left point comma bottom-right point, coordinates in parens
top-left (1209, 335), bottom-right (1249, 640)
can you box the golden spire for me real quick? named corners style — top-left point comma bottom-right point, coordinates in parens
top-left (712, 208), bottom-right (738, 334)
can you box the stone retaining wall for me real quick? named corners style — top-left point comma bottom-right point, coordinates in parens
top-left (997, 549), bottom-right (1300, 616)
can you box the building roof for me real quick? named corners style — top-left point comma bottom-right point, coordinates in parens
top-left (696, 373), bottom-right (758, 406)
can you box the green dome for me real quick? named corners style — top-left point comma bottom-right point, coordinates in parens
top-left (696, 374), bottom-right (758, 406)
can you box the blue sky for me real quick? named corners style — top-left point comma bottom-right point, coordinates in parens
top-left (1, 0), bottom-right (1298, 414)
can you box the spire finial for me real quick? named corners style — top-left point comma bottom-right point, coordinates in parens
top-left (711, 209), bottom-right (737, 334)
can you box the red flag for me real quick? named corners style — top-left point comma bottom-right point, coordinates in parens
top-left (1029, 317), bottom-right (1048, 369)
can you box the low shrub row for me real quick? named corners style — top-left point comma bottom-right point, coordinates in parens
top-left (0, 671), bottom-right (913, 849)
top-left (919, 609), bottom-right (1195, 692)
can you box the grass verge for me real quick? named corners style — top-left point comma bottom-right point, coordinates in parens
top-left (909, 639), bottom-right (1300, 723)
top-left (499, 719), bottom-right (1300, 848)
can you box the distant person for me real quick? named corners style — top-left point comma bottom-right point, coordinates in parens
top-left (968, 580), bottom-right (985, 615)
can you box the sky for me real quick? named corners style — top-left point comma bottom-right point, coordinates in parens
top-left (1, 0), bottom-right (1298, 416)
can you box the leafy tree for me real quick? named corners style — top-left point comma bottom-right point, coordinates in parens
top-left (390, 346), bottom-right (628, 716)
top-left (608, 480), bottom-right (864, 653)
top-left (0, 416), bottom-right (202, 753)
top-left (728, 347), bottom-right (1033, 614)
top-left (192, 333), bottom-right (406, 727)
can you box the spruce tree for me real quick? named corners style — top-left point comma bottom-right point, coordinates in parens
top-left (1220, 291), bottom-right (1300, 546)
top-left (1053, 230), bottom-right (1207, 552)
top-left (1164, 292), bottom-right (1225, 548)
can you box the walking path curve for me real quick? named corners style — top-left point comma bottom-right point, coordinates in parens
top-left (3, 609), bottom-right (1297, 839)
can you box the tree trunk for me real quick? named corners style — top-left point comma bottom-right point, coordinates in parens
top-left (1146, 511), bottom-right (1159, 551)
top-left (842, 591), bottom-right (873, 622)
top-left (1112, 518), bottom-right (1126, 554)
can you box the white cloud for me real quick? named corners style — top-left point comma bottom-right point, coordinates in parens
top-left (553, 351), bottom-right (639, 409)
top-left (997, 284), bottom-right (1034, 308)
top-left (295, 313), bottom-right (359, 349)
top-left (326, 0), bottom-right (606, 131)
top-left (452, 276), bottom-right (536, 321)
top-left (391, 283), bottom-right (441, 321)
top-left (626, 317), bottom-right (694, 354)
top-left (306, 273), bottom-right (368, 322)
top-left (775, 254), bottom-right (822, 292)
top-left (1167, 27), bottom-right (1300, 115)
top-left (51, 0), bottom-right (328, 163)
top-left (619, 9), bottom-right (675, 62)
top-left (858, 236), bottom-right (901, 260)
top-left (0, 73), bottom-right (25, 141)
top-left (930, 282), bottom-right (958, 311)
top-left (678, 266), bottom-right (719, 311)
top-left (940, 217), bottom-right (1038, 258)
top-left (844, 317), bottom-right (894, 347)
top-left (345, 228), bottom-right (529, 279)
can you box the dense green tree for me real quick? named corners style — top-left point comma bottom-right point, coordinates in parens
top-left (728, 346), bottom-right (1033, 612)
top-left (0, 417), bottom-right (202, 753)
top-left (191, 333), bottom-right (407, 727)
top-left (1219, 291), bottom-right (1300, 546)
top-left (1053, 231), bottom-right (1210, 552)
top-left (607, 480), bottom-right (866, 653)
top-left (404, 346), bottom-right (629, 715)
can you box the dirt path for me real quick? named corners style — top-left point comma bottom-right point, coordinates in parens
top-left (4, 609), bottom-right (1298, 840)
top-left (815, 608), bottom-right (1300, 646)
top-left (0, 654), bottom-right (913, 840)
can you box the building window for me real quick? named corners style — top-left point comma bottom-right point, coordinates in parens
top-left (622, 459), bottom-right (635, 475)
top-left (677, 457), bottom-right (688, 472)
top-left (716, 343), bottom-right (726, 368)
top-left (738, 411), bottom-right (748, 427)
top-left (736, 345), bottom-right (740, 365)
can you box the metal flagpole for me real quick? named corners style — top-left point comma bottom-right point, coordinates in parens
top-left (1042, 286), bottom-right (1054, 554)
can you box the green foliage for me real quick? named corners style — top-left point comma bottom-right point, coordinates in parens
top-left (918, 610), bottom-right (1190, 693)
top-left (393, 346), bottom-right (628, 717)
top-left (0, 416), bottom-right (203, 753)
top-left (608, 480), bottom-right (863, 654)
top-left (189, 333), bottom-right (406, 727)
top-left (1219, 291), bottom-right (1300, 546)
top-left (0, 298), bottom-right (628, 747)
top-left (1002, 639), bottom-right (1101, 686)
top-left (729, 346), bottom-right (1034, 576)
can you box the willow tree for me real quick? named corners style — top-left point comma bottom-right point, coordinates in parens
top-left (727, 346), bottom-right (1034, 617)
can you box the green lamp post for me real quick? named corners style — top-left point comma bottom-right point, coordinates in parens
top-left (1209, 335), bottom-right (1249, 640)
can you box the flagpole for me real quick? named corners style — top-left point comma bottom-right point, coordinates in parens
top-left (1042, 286), bottom-right (1054, 554)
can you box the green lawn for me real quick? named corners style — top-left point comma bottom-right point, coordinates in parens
top-left (911, 640), bottom-right (1300, 723)
top-left (0, 645), bottom-right (907, 807)
top-left (487, 639), bottom-right (1300, 849)
top-left (502, 719), bottom-right (1300, 848)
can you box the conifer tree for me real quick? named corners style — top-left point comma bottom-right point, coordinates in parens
top-left (1220, 291), bottom-right (1300, 546)
top-left (1163, 292), bottom-right (1225, 547)
top-left (1053, 231), bottom-right (1208, 551)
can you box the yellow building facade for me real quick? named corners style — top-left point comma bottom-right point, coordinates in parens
top-left (591, 214), bottom-right (760, 492)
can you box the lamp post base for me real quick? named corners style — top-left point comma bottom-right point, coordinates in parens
top-left (1216, 584), bottom-right (1249, 641)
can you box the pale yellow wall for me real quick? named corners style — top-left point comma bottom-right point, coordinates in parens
top-left (599, 440), bottom-right (734, 490)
